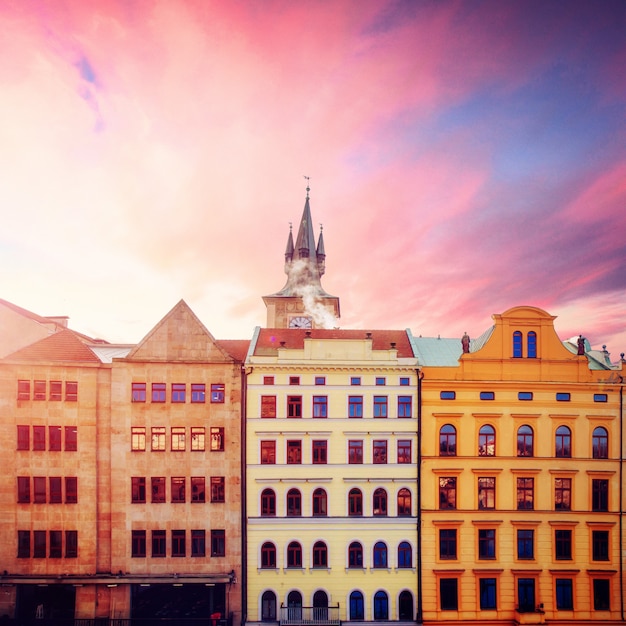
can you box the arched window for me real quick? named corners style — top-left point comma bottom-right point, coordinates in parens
top-left (373, 541), bottom-right (388, 568)
top-left (260, 542), bottom-right (276, 568)
top-left (349, 591), bottom-right (364, 621)
top-left (349, 488), bottom-right (363, 516)
top-left (287, 541), bottom-right (302, 568)
top-left (312, 488), bottom-right (327, 517)
top-left (513, 331), bottom-right (523, 358)
top-left (261, 590), bottom-right (277, 622)
top-left (374, 590), bottom-right (389, 620)
top-left (287, 488), bottom-right (301, 517)
top-left (555, 425), bottom-right (571, 458)
top-left (261, 488), bottom-right (276, 517)
top-left (398, 590), bottom-right (413, 621)
top-left (592, 427), bottom-right (608, 459)
top-left (398, 541), bottom-right (412, 568)
top-left (287, 591), bottom-right (302, 622)
top-left (373, 488), bottom-right (388, 516)
top-left (527, 331), bottom-right (537, 358)
top-left (439, 424), bottom-right (457, 456)
top-left (517, 425), bottom-right (534, 457)
top-left (312, 541), bottom-right (328, 568)
top-left (397, 488), bottom-right (412, 517)
top-left (348, 541), bottom-right (363, 568)
top-left (313, 591), bottom-right (329, 621)
top-left (478, 424), bottom-right (496, 456)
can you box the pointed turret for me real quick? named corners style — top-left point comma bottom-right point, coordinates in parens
top-left (316, 225), bottom-right (326, 276)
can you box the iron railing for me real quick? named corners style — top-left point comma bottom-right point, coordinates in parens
top-left (279, 605), bottom-right (340, 626)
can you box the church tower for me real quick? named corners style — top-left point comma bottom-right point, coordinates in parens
top-left (262, 184), bottom-right (340, 328)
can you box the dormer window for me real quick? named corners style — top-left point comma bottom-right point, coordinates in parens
top-left (513, 331), bottom-right (523, 357)
top-left (527, 331), bottom-right (537, 358)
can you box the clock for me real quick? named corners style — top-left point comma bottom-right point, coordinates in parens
top-left (289, 316), bottom-right (312, 329)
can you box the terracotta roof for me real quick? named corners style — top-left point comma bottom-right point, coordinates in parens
top-left (254, 328), bottom-right (414, 358)
top-left (216, 339), bottom-right (250, 362)
top-left (3, 329), bottom-right (102, 363)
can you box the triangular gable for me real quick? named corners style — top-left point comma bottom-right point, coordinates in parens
top-left (2, 329), bottom-right (101, 363)
top-left (124, 300), bottom-right (234, 362)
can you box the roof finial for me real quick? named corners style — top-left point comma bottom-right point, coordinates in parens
top-left (289, 221), bottom-right (292, 232)
top-left (303, 175), bottom-right (310, 198)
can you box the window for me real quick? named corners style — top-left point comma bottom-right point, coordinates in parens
top-left (261, 441), bottom-right (276, 464)
top-left (517, 425), bottom-right (533, 456)
top-left (65, 381), bottom-right (78, 401)
top-left (373, 440), bottom-right (387, 464)
top-left (349, 488), bottom-right (363, 516)
top-left (478, 529), bottom-right (496, 559)
top-left (592, 427), bottom-right (608, 459)
top-left (287, 440), bottom-right (302, 464)
top-left (312, 488), bottom-right (327, 516)
top-left (17, 477), bottom-right (30, 503)
top-left (33, 530), bottom-right (46, 558)
top-left (131, 477), bottom-right (146, 503)
top-left (211, 383), bottom-right (225, 402)
top-left (171, 477), bottom-right (185, 503)
top-left (132, 382), bottom-right (146, 402)
top-left (350, 377), bottom-right (361, 385)
top-left (373, 488), bottom-right (387, 516)
top-left (65, 530), bottom-right (77, 558)
top-left (151, 383), bottom-right (166, 402)
top-left (315, 376), bottom-right (326, 385)
top-left (348, 440), bottom-right (363, 464)
top-left (376, 377), bottom-right (386, 386)
top-left (65, 426), bottom-right (77, 451)
top-left (439, 529), bottom-right (457, 559)
top-left (555, 529), bottom-right (572, 560)
top-left (440, 391), bottom-right (456, 400)
top-left (210, 477), bottom-right (225, 502)
top-left (261, 395), bottom-right (276, 418)
top-left (171, 383), bottom-right (186, 403)
top-left (592, 530), bottom-right (609, 561)
top-left (171, 427), bottom-right (186, 451)
top-left (191, 477), bottom-right (205, 503)
top-left (262, 590), bottom-right (277, 622)
top-left (440, 579), bottom-right (458, 610)
top-left (65, 477), bottom-right (77, 503)
top-left (517, 578), bottom-right (535, 613)
top-left (151, 427), bottom-right (166, 451)
top-left (263, 376), bottom-right (274, 385)
top-left (527, 331), bottom-right (537, 358)
top-left (348, 541), bottom-right (363, 568)
top-left (439, 477), bottom-right (456, 509)
top-left (261, 488), bottom-right (276, 516)
top-left (34, 380), bottom-right (46, 400)
top-left (18, 531), bottom-right (30, 557)
top-left (555, 578), bottom-right (573, 610)
top-left (555, 478), bottom-right (571, 510)
top-left (373, 591), bottom-right (388, 620)
top-left (287, 396), bottom-right (302, 418)
top-left (210, 427), bottom-right (224, 451)
top-left (211, 530), bottom-right (225, 556)
top-left (192, 529), bottom-right (206, 557)
top-left (480, 578), bottom-right (497, 610)
top-left (17, 380), bottom-right (30, 400)
top-left (49, 477), bottom-right (62, 503)
top-left (17, 425), bottom-right (29, 450)
top-left (313, 395), bottom-right (328, 418)
top-left (517, 477), bottom-right (534, 510)
top-left (172, 530), bottom-right (186, 557)
top-left (191, 427), bottom-right (205, 451)
top-left (397, 439), bottom-right (411, 463)
top-left (287, 488), bottom-right (301, 516)
top-left (478, 425), bottom-right (495, 456)
top-left (33, 426), bottom-right (45, 450)
top-left (289, 376), bottom-right (300, 385)
top-left (287, 541), bottom-right (302, 567)
top-left (261, 542), bottom-right (276, 568)
top-left (131, 427), bottom-right (146, 451)
top-left (594, 393), bottom-right (608, 403)
top-left (592, 479), bottom-right (608, 511)
top-left (373, 396), bottom-right (388, 418)
top-left (151, 477), bottom-right (165, 503)
top-left (48, 426), bottom-right (62, 451)
top-left (373, 541), bottom-right (388, 568)
top-left (593, 579), bottom-right (610, 610)
top-left (191, 383), bottom-right (206, 403)
top-left (397, 395), bottom-right (412, 418)
top-left (132, 530), bottom-right (146, 557)
top-left (152, 530), bottom-right (166, 557)
top-left (397, 488), bottom-right (412, 516)
top-left (518, 392), bottom-right (533, 401)
top-left (478, 477), bottom-right (496, 509)
top-left (480, 391), bottom-right (495, 401)
top-left (513, 331), bottom-right (523, 357)
top-left (312, 541), bottom-right (328, 567)
top-left (398, 541), bottom-right (412, 567)
top-left (556, 392), bottom-right (570, 402)
top-left (33, 477), bottom-right (46, 503)
top-left (312, 440), bottom-right (327, 464)
top-left (400, 377), bottom-right (410, 386)
top-left (349, 591), bottom-right (364, 620)
top-left (439, 424), bottom-right (457, 456)
top-left (555, 425), bottom-right (571, 457)
top-left (348, 395), bottom-right (363, 418)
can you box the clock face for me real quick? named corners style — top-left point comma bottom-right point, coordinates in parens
top-left (289, 316), bottom-right (312, 329)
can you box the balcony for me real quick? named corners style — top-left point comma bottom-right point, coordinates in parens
top-left (279, 605), bottom-right (340, 626)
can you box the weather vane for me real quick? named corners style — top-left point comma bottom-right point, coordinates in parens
top-left (303, 175), bottom-right (310, 198)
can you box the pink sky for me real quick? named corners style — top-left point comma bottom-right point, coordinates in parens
top-left (1, 0), bottom-right (624, 357)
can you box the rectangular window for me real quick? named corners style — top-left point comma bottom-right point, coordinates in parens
top-left (261, 395), bottom-right (276, 418)
top-left (348, 440), bottom-right (363, 464)
top-left (398, 395), bottom-right (412, 417)
top-left (171, 530), bottom-right (186, 557)
top-left (17, 380), bottom-right (30, 400)
top-left (131, 427), bottom-right (146, 451)
top-left (17, 476), bottom-right (30, 503)
top-left (34, 380), bottom-right (46, 400)
top-left (480, 391), bottom-right (495, 401)
top-left (373, 440), bottom-right (387, 464)
top-left (439, 477), bottom-right (456, 509)
top-left (592, 479), bottom-right (609, 511)
top-left (440, 391), bottom-right (456, 400)
top-left (211, 529), bottom-right (225, 556)
top-left (210, 477), bottom-right (225, 502)
top-left (151, 382), bottom-right (166, 402)
top-left (592, 530), bottom-right (609, 561)
top-left (65, 477), bottom-right (78, 503)
top-left (312, 440), bottom-right (327, 464)
top-left (439, 529), bottom-right (457, 559)
top-left (593, 393), bottom-right (608, 403)
top-left (33, 425), bottom-right (45, 450)
top-left (263, 376), bottom-right (274, 385)
top-left (518, 578), bottom-right (535, 613)
top-left (593, 579), bottom-right (610, 610)
top-left (49, 530), bottom-right (62, 558)
top-left (348, 395), bottom-right (363, 418)
top-left (49, 426), bottom-right (62, 451)
top-left (287, 395), bottom-right (302, 418)
top-left (151, 427), bottom-right (166, 451)
top-left (518, 392), bottom-right (533, 401)
top-left (151, 477), bottom-right (165, 503)
top-left (313, 395), bottom-right (328, 418)
top-left (555, 478), bottom-right (571, 510)
top-left (131, 477), bottom-right (146, 503)
top-left (191, 530), bottom-right (206, 556)
top-left (517, 477), bottom-right (534, 510)
top-left (210, 383), bottom-right (225, 402)
top-left (261, 441), bottom-right (276, 464)
top-left (400, 377), bottom-right (410, 386)
top-left (555, 578), bottom-right (573, 610)
top-left (171, 477), bottom-right (186, 503)
top-left (33, 476), bottom-right (46, 503)
top-left (440, 578), bottom-right (458, 611)
top-left (289, 376), bottom-right (300, 385)
top-left (65, 530), bottom-right (78, 558)
top-left (171, 426), bottom-right (186, 451)
top-left (191, 383), bottom-right (206, 403)
top-left (478, 477), bottom-right (496, 509)
top-left (555, 529), bottom-right (572, 560)
top-left (478, 529), bottom-right (496, 559)
top-left (315, 376), bottom-right (326, 385)
top-left (49, 477), bottom-right (62, 503)
top-left (34, 530), bottom-right (46, 558)
top-left (132, 382), bottom-right (146, 402)
top-left (50, 380), bottom-right (62, 401)
top-left (191, 477), bottom-right (206, 503)
top-left (479, 578), bottom-right (497, 610)
top-left (18, 530), bottom-right (30, 557)
top-left (397, 439), bottom-right (412, 464)
top-left (17, 425), bottom-right (29, 450)
top-left (373, 396), bottom-right (388, 418)
top-left (65, 426), bottom-right (77, 451)
top-left (65, 381), bottom-right (78, 401)
top-left (171, 383), bottom-right (186, 403)
top-left (287, 440), bottom-right (302, 464)
top-left (376, 377), bottom-right (386, 386)
top-left (350, 377), bottom-right (361, 385)
top-left (210, 427), bottom-right (224, 451)
top-left (132, 530), bottom-right (146, 557)
top-left (556, 392), bottom-right (570, 402)
top-left (191, 427), bottom-right (205, 451)
top-left (152, 530), bottom-right (166, 557)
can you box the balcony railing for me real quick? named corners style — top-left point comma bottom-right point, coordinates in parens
top-left (279, 605), bottom-right (340, 626)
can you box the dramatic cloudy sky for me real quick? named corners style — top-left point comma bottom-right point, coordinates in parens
top-left (1, 0), bottom-right (624, 355)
